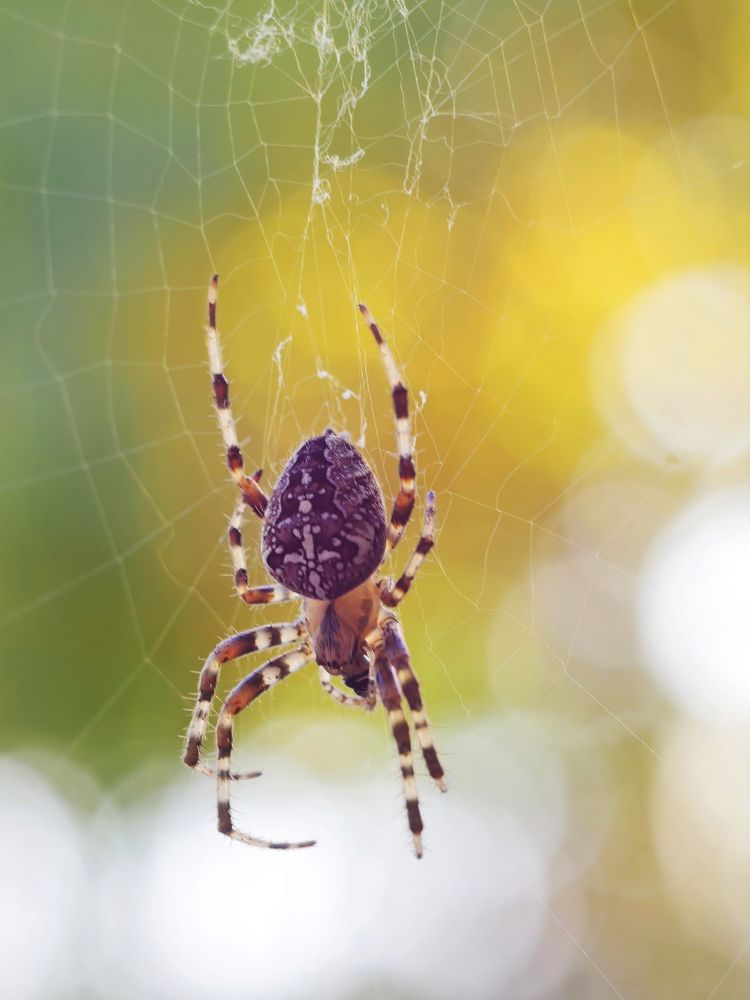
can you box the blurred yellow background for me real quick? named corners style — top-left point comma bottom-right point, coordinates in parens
top-left (1, 1), bottom-right (748, 998)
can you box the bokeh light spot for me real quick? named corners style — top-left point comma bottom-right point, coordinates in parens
top-left (593, 266), bottom-right (750, 465)
top-left (638, 486), bottom-right (750, 722)
top-left (0, 759), bottom-right (89, 1000)
top-left (652, 718), bottom-right (750, 961)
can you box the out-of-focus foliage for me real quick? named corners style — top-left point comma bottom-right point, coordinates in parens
top-left (1, 1), bottom-right (748, 998)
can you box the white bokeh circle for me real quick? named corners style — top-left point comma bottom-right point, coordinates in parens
top-left (652, 718), bottom-right (750, 962)
top-left (637, 486), bottom-right (750, 722)
top-left (89, 745), bottom-right (558, 999)
top-left (592, 266), bottom-right (750, 465)
top-left (0, 759), bottom-right (90, 1000)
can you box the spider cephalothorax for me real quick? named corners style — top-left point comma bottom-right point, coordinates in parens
top-left (184, 277), bottom-right (446, 857)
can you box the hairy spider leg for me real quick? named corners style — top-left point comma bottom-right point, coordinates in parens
top-left (216, 644), bottom-right (316, 849)
top-left (382, 490), bottom-right (436, 608)
top-left (358, 304), bottom-right (416, 557)
top-left (184, 621), bottom-right (307, 777)
top-left (227, 495), bottom-right (296, 605)
top-left (382, 616), bottom-right (446, 792)
top-left (376, 650), bottom-right (425, 858)
top-left (207, 275), bottom-right (268, 518)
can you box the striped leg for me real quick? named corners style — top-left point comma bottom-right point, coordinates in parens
top-left (207, 274), bottom-right (268, 518)
top-left (183, 621), bottom-right (307, 777)
top-left (319, 665), bottom-right (376, 710)
top-left (376, 651), bottom-right (424, 858)
top-left (358, 304), bottom-right (415, 556)
top-left (216, 644), bottom-right (316, 849)
top-left (382, 489), bottom-right (436, 608)
top-left (227, 496), bottom-right (295, 606)
top-left (383, 617), bottom-right (446, 792)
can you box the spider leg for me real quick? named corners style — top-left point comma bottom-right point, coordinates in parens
top-left (183, 621), bottom-right (307, 776)
top-left (381, 489), bottom-right (436, 608)
top-left (227, 496), bottom-right (296, 606)
top-left (358, 304), bottom-right (415, 557)
top-left (207, 274), bottom-right (268, 518)
top-left (216, 643), bottom-right (316, 849)
top-left (318, 664), bottom-right (376, 711)
top-left (375, 649), bottom-right (424, 858)
top-left (382, 616), bottom-right (446, 792)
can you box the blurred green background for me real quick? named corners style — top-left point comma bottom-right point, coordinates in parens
top-left (1, 1), bottom-right (748, 998)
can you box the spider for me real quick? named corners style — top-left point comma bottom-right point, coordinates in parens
top-left (183, 275), bottom-right (446, 858)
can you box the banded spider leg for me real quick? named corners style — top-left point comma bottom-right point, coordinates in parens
top-left (375, 646), bottom-right (425, 857)
top-left (215, 643), bottom-right (316, 849)
top-left (184, 620), bottom-right (308, 778)
top-left (358, 304), bottom-right (416, 556)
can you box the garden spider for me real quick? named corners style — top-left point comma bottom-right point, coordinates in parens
top-left (183, 276), bottom-right (446, 857)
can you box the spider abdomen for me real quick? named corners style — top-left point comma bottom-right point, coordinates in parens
top-left (262, 430), bottom-right (386, 600)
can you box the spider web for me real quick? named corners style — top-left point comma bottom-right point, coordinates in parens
top-left (1, 1), bottom-right (749, 998)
